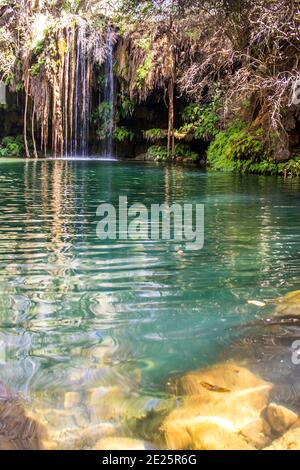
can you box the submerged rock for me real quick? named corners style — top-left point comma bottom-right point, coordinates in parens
top-left (0, 383), bottom-right (47, 450)
top-left (27, 383), bottom-right (173, 450)
top-left (167, 362), bottom-right (269, 397)
top-left (240, 417), bottom-right (271, 449)
top-left (266, 402), bottom-right (298, 434)
top-left (162, 363), bottom-right (272, 450)
top-left (273, 290), bottom-right (300, 318)
top-left (264, 424), bottom-right (300, 450)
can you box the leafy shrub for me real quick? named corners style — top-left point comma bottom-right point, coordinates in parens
top-left (143, 128), bottom-right (166, 142)
top-left (207, 121), bottom-right (270, 172)
top-left (93, 102), bottom-right (112, 140)
top-left (30, 57), bottom-right (45, 77)
top-left (118, 93), bottom-right (134, 119)
top-left (278, 157), bottom-right (300, 177)
top-left (0, 135), bottom-right (24, 157)
top-left (179, 103), bottom-right (219, 141)
top-left (33, 39), bottom-right (45, 57)
top-left (136, 35), bottom-right (153, 89)
top-left (147, 144), bottom-right (198, 162)
top-left (181, 103), bottom-right (203, 123)
top-left (113, 126), bottom-right (134, 142)
top-left (136, 52), bottom-right (153, 89)
top-left (147, 145), bottom-right (168, 161)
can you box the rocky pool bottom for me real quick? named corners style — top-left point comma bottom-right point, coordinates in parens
top-left (1, 290), bottom-right (300, 451)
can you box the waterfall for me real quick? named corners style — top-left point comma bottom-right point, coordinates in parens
top-left (45, 23), bottom-right (115, 159)
top-left (103, 27), bottom-right (114, 157)
top-left (70, 24), bottom-right (90, 157)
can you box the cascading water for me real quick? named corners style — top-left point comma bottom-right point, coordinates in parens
top-left (71, 24), bottom-right (90, 157)
top-left (47, 23), bottom-right (115, 159)
top-left (103, 27), bottom-right (114, 158)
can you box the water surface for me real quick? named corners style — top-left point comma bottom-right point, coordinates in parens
top-left (0, 159), bottom-right (300, 446)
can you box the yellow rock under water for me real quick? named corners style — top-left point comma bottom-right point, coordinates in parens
top-left (240, 417), bottom-right (271, 449)
top-left (264, 423), bottom-right (300, 450)
top-left (266, 403), bottom-right (298, 434)
top-left (162, 363), bottom-right (272, 450)
top-left (0, 399), bottom-right (48, 450)
top-left (273, 290), bottom-right (300, 317)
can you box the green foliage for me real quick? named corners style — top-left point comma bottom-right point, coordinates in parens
top-left (95, 66), bottom-right (106, 90)
top-left (147, 144), bottom-right (198, 162)
top-left (207, 121), bottom-right (271, 172)
top-left (63, 0), bottom-right (81, 13)
top-left (15, 82), bottom-right (23, 92)
top-left (182, 103), bottom-right (203, 123)
top-left (143, 128), bottom-right (165, 142)
top-left (118, 93), bottom-right (134, 119)
top-left (4, 73), bottom-right (13, 86)
top-left (194, 108), bottom-right (220, 140)
top-left (138, 36), bottom-right (151, 52)
top-left (0, 135), bottom-right (24, 157)
top-left (113, 126), bottom-right (134, 142)
top-left (33, 39), bottom-right (45, 57)
top-left (93, 102), bottom-right (112, 140)
top-left (278, 157), bottom-right (300, 177)
top-left (136, 36), bottom-right (153, 89)
top-left (180, 103), bottom-right (220, 141)
top-left (136, 53), bottom-right (153, 89)
top-left (147, 145), bottom-right (168, 161)
top-left (30, 57), bottom-right (45, 77)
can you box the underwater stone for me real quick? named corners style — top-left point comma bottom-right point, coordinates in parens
top-left (266, 403), bottom-right (298, 434)
top-left (162, 363), bottom-right (272, 450)
top-left (240, 418), bottom-right (272, 449)
top-left (272, 290), bottom-right (300, 317)
top-left (264, 424), bottom-right (300, 450)
top-left (0, 399), bottom-right (47, 450)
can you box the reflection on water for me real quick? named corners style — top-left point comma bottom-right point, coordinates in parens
top-left (0, 160), bottom-right (300, 448)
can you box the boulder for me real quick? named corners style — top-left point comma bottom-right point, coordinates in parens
top-left (162, 414), bottom-right (254, 450)
top-left (265, 424), bottom-right (300, 450)
top-left (272, 290), bottom-right (300, 317)
top-left (266, 403), bottom-right (298, 434)
top-left (168, 362), bottom-right (270, 396)
top-left (0, 399), bottom-right (47, 450)
top-left (135, 154), bottom-right (147, 161)
top-left (240, 418), bottom-right (272, 449)
top-left (162, 363), bottom-right (272, 450)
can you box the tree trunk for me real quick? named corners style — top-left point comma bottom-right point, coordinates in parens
top-left (31, 103), bottom-right (38, 158)
top-left (24, 75), bottom-right (30, 158)
top-left (167, 78), bottom-right (175, 160)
